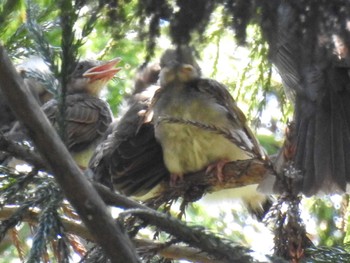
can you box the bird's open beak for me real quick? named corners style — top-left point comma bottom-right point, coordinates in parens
top-left (83, 57), bottom-right (122, 82)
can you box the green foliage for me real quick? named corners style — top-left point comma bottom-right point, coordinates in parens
top-left (257, 134), bottom-right (281, 155)
top-left (27, 187), bottom-right (69, 263)
top-left (25, 0), bottom-right (60, 74)
top-left (305, 244), bottom-right (350, 263)
top-left (0, 167), bottom-right (70, 262)
top-left (308, 197), bottom-right (345, 247)
top-left (235, 25), bottom-right (275, 124)
top-left (0, 0), bottom-right (24, 37)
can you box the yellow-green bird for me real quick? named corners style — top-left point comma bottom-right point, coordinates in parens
top-left (42, 58), bottom-right (121, 169)
top-left (151, 48), bottom-right (270, 216)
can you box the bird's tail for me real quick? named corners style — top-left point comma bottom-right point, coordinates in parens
top-left (263, 64), bottom-right (350, 196)
top-left (293, 65), bottom-right (350, 196)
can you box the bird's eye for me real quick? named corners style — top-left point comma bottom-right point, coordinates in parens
top-left (77, 64), bottom-right (84, 70)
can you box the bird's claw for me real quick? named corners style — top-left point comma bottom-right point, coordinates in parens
top-left (170, 173), bottom-right (183, 186)
top-left (206, 159), bottom-right (229, 182)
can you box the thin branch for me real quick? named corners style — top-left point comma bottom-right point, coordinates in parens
top-left (120, 208), bottom-right (252, 262)
top-left (0, 206), bottom-right (224, 263)
top-left (143, 158), bottom-right (274, 206)
top-left (156, 116), bottom-right (261, 157)
top-left (93, 184), bottom-right (252, 263)
top-left (0, 133), bottom-right (45, 169)
top-left (0, 206), bottom-right (93, 241)
top-left (0, 45), bottom-right (139, 263)
top-left (135, 239), bottom-right (222, 263)
top-left (9, 228), bottom-right (25, 261)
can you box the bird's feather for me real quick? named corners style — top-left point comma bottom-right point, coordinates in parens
top-left (89, 64), bottom-right (168, 197)
top-left (42, 93), bottom-right (112, 153)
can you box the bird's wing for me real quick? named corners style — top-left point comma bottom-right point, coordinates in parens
top-left (194, 78), bottom-right (265, 159)
top-left (42, 94), bottom-right (112, 152)
top-left (89, 87), bottom-right (169, 196)
top-left (110, 122), bottom-right (168, 197)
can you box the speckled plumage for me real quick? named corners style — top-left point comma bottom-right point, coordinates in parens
top-left (41, 59), bottom-right (118, 168)
top-left (88, 63), bottom-right (167, 196)
top-left (42, 92), bottom-right (112, 168)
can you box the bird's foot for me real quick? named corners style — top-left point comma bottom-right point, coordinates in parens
top-left (206, 159), bottom-right (230, 182)
top-left (170, 173), bottom-right (184, 186)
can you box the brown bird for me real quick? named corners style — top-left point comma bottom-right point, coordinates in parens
top-left (0, 57), bottom-right (54, 133)
top-left (0, 58), bottom-right (56, 163)
top-left (6, 58), bottom-right (121, 170)
top-left (151, 48), bottom-right (270, 215)
top-left (41, 58), bottom-right (121, 169)
top-left (88, 63), bottom-right (167, 195)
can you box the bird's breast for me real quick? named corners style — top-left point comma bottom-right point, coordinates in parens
top-left (71, 144), bottom-right (96, 170)
top-left (155, 122), bottom-right (250, 175)
top-left (153, 87), bottom-right (250, 174)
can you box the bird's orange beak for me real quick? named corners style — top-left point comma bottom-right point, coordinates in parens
top-left (83, 57), bottom-right (122, 82)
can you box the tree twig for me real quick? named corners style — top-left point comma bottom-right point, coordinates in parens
top-left (0, 206), bottom-right (93, 240)
top-left (0, 133), bottom-right (45, 169)
top-left (0, 206), bottom-right (225, 263)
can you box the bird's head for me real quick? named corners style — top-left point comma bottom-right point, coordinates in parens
top-left (159, 48), bottom-right (201, 86)
top-left (68, 57), bottom-right (122, 96)
top-left (159, 63), bottom-right (199, 86)
top-left (16, 56), bottom-right (56, 104)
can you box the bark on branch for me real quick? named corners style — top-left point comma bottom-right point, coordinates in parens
top-left (144, 158), bottom-right (274, 206)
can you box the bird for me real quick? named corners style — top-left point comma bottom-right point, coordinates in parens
top-left (259, 2), bottom-right (350, 196)
top-left (0, 57), bottom-right (54, 134)
top-left (151, 48), bottom-right (270, 216)
top-left (0, 57), bottom-right (56, 163)
top-left (88, 62), bottom-right (168, 196)
top-left (41, 58), bottom-right (121, 169)
top-left (6, 58), bottom-right (121, 170)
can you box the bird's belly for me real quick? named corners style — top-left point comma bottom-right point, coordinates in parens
top-left (72, 146), bottom-right (95, 170)
top-left (156, 123), bottom-right (250, 174)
